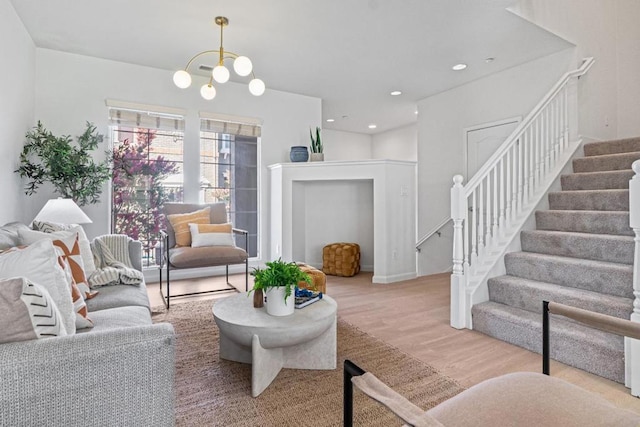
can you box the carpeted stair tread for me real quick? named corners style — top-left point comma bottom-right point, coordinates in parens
top-left (548, 189), bottom-right (628, 211)
top-left (573, 151), bottom-right (640, 173)
top-left (584, 137), bottom-right (640, 156)
top-left (520, 230), bottom-right (634, 265)
top-left (504, 252), bottom-right (633, 298)
top-left (487, 275), bottom-right (632, 319)
top-left (560, 170), bottom-right (633, 190)
top-left (535, 210), bottom-right (632, 236)
top-left (472, 301), bottom-right (624, 382)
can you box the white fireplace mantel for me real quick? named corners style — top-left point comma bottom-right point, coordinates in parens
top-left (268, 159), bottom-right (416, 283)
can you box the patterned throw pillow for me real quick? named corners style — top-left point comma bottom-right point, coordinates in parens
top-left (31, 221), bottom-right (97, 276)
top-left (167, 207), bottom-right (211, 247)
top-left (55, 248), bottom-right (93, 329)
top-left (189, 223), bottom-right (235, 247)
top-left (0, 239), bottom-right (76, 335)
top-left (52, 231), bottom-right (97, 300)
top-left (0, 277), bottom-right (68, 344)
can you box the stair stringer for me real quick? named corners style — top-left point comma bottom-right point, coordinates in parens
top-left (463, 139), bottom-right (586, 330)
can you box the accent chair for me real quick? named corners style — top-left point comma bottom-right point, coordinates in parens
top-left (159, 202), bottom-right (248, 308)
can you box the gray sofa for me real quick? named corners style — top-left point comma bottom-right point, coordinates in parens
top-left (0, 222), bottom-right (176, 426)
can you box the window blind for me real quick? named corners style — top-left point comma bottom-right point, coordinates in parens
top-left (107, 104), bottom-right (185, 131)
top-left (199, 113), bottom-right (262, 137)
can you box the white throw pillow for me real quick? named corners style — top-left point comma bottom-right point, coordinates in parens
top-left (30, 222), bottom-right (97, 276)
top-left (0, 239), bottom-right (76, 334)
top-left (189, 223), bottom-right (235, 247)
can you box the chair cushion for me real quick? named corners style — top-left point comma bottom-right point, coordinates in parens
top-left (427, 372), bottom-right (640, 427)
top-left (169, 246), bottom-right (248, 269)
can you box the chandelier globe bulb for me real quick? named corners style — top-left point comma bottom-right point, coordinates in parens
top-left (173, 70), bottom-right (192, 89)
top-left (249, 78), bottom-right (265, 96)
top-left (200, 84), bottom-right (217, 100)
top-left (212, 65), bottom-right (230, 83)
top-left (233, 56), bottom-right (253, 76)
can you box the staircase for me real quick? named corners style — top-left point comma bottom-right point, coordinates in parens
top-left (472, 137), bottom-right (640, 383)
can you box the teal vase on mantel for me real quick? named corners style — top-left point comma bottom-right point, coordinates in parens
top-left (290, 146), bottom-right (309, 162)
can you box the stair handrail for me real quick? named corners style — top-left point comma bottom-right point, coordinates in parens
top-left (626, 160), bottom-right (640, 396)
top-left (450, 57), bottom-right (595, 330)
top-left (464, 57), bottom-right (594, 194)
top-left (416, 217), bottom-right (451, 250)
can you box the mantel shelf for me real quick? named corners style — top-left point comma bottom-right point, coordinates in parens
top-left (268, 159), bottom-right (416, 170)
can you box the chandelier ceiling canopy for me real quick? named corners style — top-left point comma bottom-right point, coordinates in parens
top-left (172, 16), bottom-right (265, 100)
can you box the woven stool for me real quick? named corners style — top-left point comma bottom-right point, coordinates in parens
top-left (297, 263), bottom-right (327, 294)
top-left (322, 243), bottom-right (360, 277)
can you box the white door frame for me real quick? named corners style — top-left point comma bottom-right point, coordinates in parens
top-left (462, 116), bottom-right (522, 182)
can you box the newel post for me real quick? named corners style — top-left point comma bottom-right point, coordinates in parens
top-left (627, 160), bottom-right (640, 396)
top-left (450, 175), bottom-right (467, 329)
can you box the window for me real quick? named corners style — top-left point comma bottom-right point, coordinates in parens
top-left (109, 104), bottom-right (185, 267)
top-left (200, 116), bottom-right (259, 257)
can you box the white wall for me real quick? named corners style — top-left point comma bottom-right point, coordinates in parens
top-left (33, 48), bottom-right (321, 263)
top-left (296, 180), bottom-right (374, 270)
top-left (416, 49), bottom-right (574, 275)
top-left (0, 0), bottom-right (35, 225)
top-left (372, 123), bottom-right (417, 161)
top-left (513, 0), bottom-right (640, 139)
top-left (322, 129), bottom-right (372, 160)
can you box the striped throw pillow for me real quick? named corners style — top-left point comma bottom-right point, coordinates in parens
top-left (167, 207), bottom-right (211, 247)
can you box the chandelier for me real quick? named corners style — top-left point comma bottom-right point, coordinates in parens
top-left (172, 16), bottom-right (265, 100)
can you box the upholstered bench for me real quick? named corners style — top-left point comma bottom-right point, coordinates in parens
top-left (322, 242), bottom-right (360, 277)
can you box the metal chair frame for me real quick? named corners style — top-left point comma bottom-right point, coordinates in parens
top-left (158, 228), bottom-right (249, 308)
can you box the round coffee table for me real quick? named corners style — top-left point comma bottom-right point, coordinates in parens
top-left (213, 292), bottom-right (337, 397)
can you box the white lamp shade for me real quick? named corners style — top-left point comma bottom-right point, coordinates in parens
top-left (200, 84), bottom-right (217, 100)
top-left (173, 70), bottom-right (192, 88)
top-left (249, 78), bottom-right (265, 96)
top-left (233, 56), bottom-right (253, 76)
top-left (34, 198), bottom-right (92, 224)
top-left (212, 65), bottom-right (230, 83)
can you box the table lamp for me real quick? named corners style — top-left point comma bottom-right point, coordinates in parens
top-left (33, 198), bottom-right (92, 225)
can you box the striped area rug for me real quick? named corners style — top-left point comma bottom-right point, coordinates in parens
top-left (152, 298), bottom-right (464, 426)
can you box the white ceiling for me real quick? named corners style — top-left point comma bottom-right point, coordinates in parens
top-left (10, 0), bottom-right (571, 134)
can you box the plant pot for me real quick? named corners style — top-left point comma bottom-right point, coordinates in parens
top-left (265, 286), bottom-right (294, 316)
top-left (290, 146), bottom-right (309, 162)
top-left (309, 152), bottom-right (324, 162)
top-left (253, 289), bottom-right (264, 308)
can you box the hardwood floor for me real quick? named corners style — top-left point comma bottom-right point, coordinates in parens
top-left (148, 271), bottom-right (640, 414)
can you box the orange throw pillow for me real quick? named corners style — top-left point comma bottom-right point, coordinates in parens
top-left (167, 207), bottom-right (211, 247)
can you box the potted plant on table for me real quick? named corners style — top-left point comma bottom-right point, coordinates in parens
top-left (251, 258), bottom-right (311, 316)
top-left (309, 126), bottom-right (324, 162)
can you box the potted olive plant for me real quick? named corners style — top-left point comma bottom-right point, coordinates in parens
top-left (251, 259), bottom-right (311, 316)
top-left (309, 126), bottom-right (324, 161)
top-left (15, 121), bottom-right (111, 206)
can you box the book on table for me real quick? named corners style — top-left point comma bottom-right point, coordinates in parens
top-left (294, 289), bottom-right (323, 309)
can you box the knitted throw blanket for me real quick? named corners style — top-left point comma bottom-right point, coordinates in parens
top-left (89, 234), bottom-right (144, 288)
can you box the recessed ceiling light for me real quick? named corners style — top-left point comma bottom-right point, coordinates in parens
top-left (390, 90), bottom-right (402, 96)
top-left (485, 57), bottom-right (495, 63)
top-left (415, 110), bottom-right (419, 115)
top-left (368, 124), bottom-right (377, 129)
top-left (452, 63), bottom-right (467, 71)
top-left (326, 118), bottom-right (335, 122)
